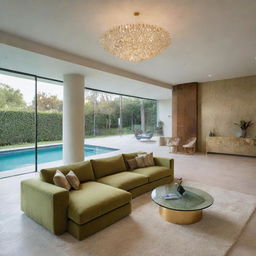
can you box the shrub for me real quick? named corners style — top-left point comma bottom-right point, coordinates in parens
top-left (0, 110), bottom-right (62, 146)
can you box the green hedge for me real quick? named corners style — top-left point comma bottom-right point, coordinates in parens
top-left (0, 110), bottom-right (62, 146)
top-left (37, 112), bottom-right (62, 142)
top-left (0, 110), bottom-right (133, 146)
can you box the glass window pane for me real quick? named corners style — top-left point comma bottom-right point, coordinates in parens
top-left (122, 95), bottom-right (140, 133)
top-left (84, 90), bottom-right (157, 139)
top-left (144, 98), bottom-right (157, 133)
top-left (85, 90), bottom-right (121, 137)
top-left (37, 79), bottom-right (63, 169)
top-left (0, 71), bottom-right (35, 178)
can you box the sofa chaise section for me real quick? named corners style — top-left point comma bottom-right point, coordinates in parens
top-left (68, 182), bottom-right (131, 240)
top-left (68, 181), bottom-right (131, 225)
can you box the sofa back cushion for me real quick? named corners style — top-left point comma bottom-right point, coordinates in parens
top-left (91, 154), bottom-right (126, 179)
top-left (40, 161), bottom-right (95, 184)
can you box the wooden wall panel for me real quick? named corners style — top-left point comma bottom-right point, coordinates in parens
top-left (172, 83), bottom-right (198, 151)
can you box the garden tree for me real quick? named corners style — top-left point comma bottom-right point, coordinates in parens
top-left (119, 96), bottom-right (123, 129)
top-left (85, 91), bottom-right (99, 136)
top-left (140, 99), bottom-right (145, 132)
top-left (33, 92), bottom-right (63, 112)
top-left (0, 83), bottom-right (26, 109)
top-left (144, 99), bottom-right (157, 130)
top-left (84, 101), bottom-right (94, 136)
top-left (122, 97), bottom-right (141, 129)
top-left (97, 93), bottom-right (118, 129)
top-left (83, 90), bottom-right (157, 136)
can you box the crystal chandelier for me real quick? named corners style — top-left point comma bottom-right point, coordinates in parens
top-left (100, 12), bottom-right (171, 62)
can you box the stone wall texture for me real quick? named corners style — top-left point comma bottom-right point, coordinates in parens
top-left (198, 75), bottom-right (256, 152)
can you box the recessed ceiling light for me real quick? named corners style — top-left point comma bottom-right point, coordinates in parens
top-left (208, 74), bottom-right (212, 78)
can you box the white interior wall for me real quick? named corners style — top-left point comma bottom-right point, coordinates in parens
top-left (157, 95), bottom-right (172, 137)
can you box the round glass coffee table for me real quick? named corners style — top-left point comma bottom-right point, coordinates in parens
top-left (151, 183), bottom-right (214, 225)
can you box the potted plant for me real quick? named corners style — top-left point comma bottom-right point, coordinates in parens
top-left (234, 120), bottom-right (254, 138)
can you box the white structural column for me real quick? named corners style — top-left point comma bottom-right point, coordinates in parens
top-left (63, 74), bottom-right (85, 164)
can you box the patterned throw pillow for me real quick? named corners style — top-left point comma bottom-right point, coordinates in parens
top-left (66, 170), bottom-right (80, 190)
top-left (135, 156), bottom-right (146, 168)
top-left (137, 152), bottom-right (155, 167)
top-left (127, 159), bottom-right (138, 170)
top-left (146, 152), bottom-right (155, 166)
top-left (53, 170), bottom-right (71, 190)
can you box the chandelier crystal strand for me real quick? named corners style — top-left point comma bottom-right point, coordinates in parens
top-left (100, 23), bottom-right (171, 62)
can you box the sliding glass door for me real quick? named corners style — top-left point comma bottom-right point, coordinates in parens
top-left (0, 71), bottom-right (36, 178)
top-left (84, 89), bottom-right (157, 138)
top-left (0, 70), bottom-right (64, 178)
top-left (37, 79), bottom-right (63, 170)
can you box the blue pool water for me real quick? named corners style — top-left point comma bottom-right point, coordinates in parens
top-left (0, 144), bottom-right (118, 172)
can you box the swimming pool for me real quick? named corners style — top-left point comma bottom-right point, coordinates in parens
top-left (0, 144), bottom-right (118, 172)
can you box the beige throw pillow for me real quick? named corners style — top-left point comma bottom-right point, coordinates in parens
top-left (145, 156), bottom-right (151, 166)
top-left (127, 159), bottom-right (138, 170)
top-left (135, 156), bottom-right (146, 168)
top-left (66, 170), bottom-right (80, 190)
top-left (146, 152), bottom-right (155, 166)
top-left (137, 152), bottom-right (155, 167)
top-left (53, 170), bottom-right (71, 190)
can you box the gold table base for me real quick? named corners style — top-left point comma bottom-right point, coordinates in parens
top-left (159, 206), bottom-right (202, 225)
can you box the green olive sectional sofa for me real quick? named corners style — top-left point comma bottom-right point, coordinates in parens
top-left (21, 153), bottom-right (174, 240)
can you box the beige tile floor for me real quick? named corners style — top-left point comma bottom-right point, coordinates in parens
top-left (0, 135), bottom-right (255, 256)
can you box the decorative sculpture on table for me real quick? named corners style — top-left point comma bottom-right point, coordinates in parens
top-left (234, 120), bottom-right (254, 138)
top-left (209, 130), bottom-right (215, 137)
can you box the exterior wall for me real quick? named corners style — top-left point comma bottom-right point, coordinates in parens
top-left (198, 75), bottom-right (256, 152)
top-left (157, 98), bottom-right (172, 137)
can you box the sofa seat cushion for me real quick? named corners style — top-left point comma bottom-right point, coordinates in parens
top-left (68, 182), bottom-right (131, 225)
top-left (97, 172), bottom-right (148, 191)
top-left (133, 166), bottom-right (170, 182)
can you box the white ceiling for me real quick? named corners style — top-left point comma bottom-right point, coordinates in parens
top-left (0, 0), bottom-right (256, 86)
top-left (0, 44), bottom-right (172, 100)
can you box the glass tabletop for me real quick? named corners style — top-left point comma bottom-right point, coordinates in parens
top-left (151, 183), bottom-right (214, 211)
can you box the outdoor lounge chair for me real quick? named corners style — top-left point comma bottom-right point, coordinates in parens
top-left (182, 137), bottom-right (197, 154)
top-left (167, 137), bottom-right (180, 153)
top-left (135, 130), bottom-right (154, 140)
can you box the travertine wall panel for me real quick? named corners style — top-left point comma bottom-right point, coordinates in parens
top-left (198, 76), bottom-right (256, 152)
